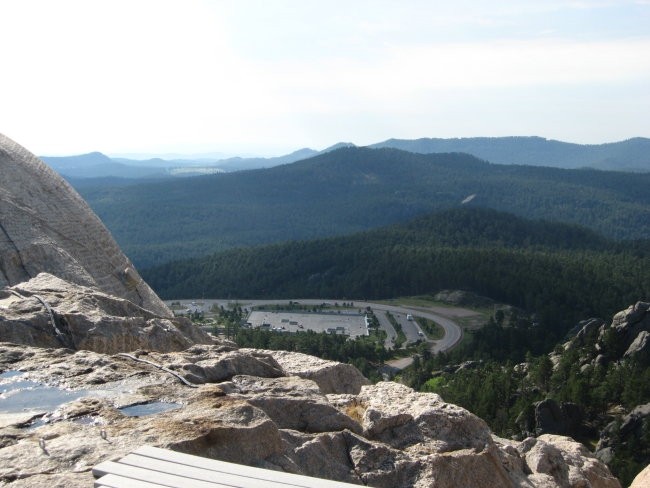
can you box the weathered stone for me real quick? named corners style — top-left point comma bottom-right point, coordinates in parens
top-left (630, 463), bottom-right (650, 488)
top-left (537, 435), bottom-right (621, 488)
top-left (0, 386), bottom-right (283, 484)
top-left (518, 435), bottom-right (622, 488)
top-left (623, 330), bottom-right (650, 365)
top-left (356, 382), bottom-right (492, 453)
top-left (257, 349), bottom-right (370, 394)
top-left (609, 302), bottom-right (650, 353)
top-left (619, 403), bottom-right (650, 438)
top-left (0, 273), bottom-right (212, 354)
top-left (221, 375), bottom-right (362, 433)
top-left (417, 444), bottom-right (517, 488)
top-left (5, 472), bottom-right (95, 488)
top-left (342, 430), bottom-right (422, 488)
top-left (0, 133), bottom-right (168, 316)
top-left (567, 318), bottom-right (605, 350)
top-left (166, 349), bottom-right (284, 383)
top-left (0, 344), bottom-right (623, 487)
top-left (519, 436), bottom-right (570, 486)
top-left (288, 431), bottom-right (361, 484)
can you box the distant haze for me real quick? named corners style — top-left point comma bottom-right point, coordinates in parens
top-left (41, 136), bottom-right (650, 179)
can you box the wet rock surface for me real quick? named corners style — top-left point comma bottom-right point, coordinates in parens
top-left (0, 342), bottom-right (622, 487)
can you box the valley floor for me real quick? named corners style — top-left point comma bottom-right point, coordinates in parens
top-left (166, 298), bottom-right (475, 365)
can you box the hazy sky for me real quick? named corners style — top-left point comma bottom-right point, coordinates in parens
top-left (1, 0), bottom-right (649, 156)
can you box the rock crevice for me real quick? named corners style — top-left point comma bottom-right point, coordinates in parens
top-left (0, 343), bottom-right (623, 488)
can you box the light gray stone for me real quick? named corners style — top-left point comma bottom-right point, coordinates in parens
top-left (0, 273), bottom-right (211, 354)
top-left (256, 349), bottom-right (370, 394)
top-left (356, 381), bottom-right (492, 453)
top-left (624, 330), bottom-right (650, 365)
top-left (0, 344), bottom-right (623, 488)
top-left (223, 375), bottom-right (362, 433)
top-left (0, 133), bottom-right (168, 317)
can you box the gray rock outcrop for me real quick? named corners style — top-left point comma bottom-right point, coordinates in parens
top-left (0, 342), bottom-right (622, 487)
top-left (0, 133), bottom-right (168, 317)
top-left (596, 402), bottom-right (650, 462)
top-left (624, 330), bottom-right (650, 365)
top-left (608, 302), bottom-right (650, 360)
top-left (534, 399), bottom-right (584, 437)
top-left (0, 134), bottom-right (213, 353)
top-left (0, 272), bottom-right (211, 353)
top-left (260, 349), bottom-right (370, 394)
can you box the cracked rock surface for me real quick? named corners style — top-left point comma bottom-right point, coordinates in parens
top-left (0, 342), bottom-right (621, 488)
top-left (0, 133), bottom-right (168, 317)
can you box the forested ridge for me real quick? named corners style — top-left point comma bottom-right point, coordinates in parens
top-left (73, 147), bottom-right (650, 268)
top-left (370, 136), bottom-right (650, 171)
top-left (144, 207), bottom-right (649, 337)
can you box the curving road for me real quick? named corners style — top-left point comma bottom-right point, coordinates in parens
top-left (173, 298), bottom-right (464, 358)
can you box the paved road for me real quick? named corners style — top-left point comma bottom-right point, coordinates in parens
top-left (374, 311), bottom-right (398, 349)
top-left (167, 298), bottom-right (464, 367)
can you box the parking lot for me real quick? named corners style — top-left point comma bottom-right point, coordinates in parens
top-left (246, 310), bottom-right (369, 338)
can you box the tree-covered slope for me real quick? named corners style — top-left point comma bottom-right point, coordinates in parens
top-left (74, 147), bottom-right (650, 268)
top-left (370, 136), bottom-right (650, 171)
top-left (143, 207), bottom-right (649, 331)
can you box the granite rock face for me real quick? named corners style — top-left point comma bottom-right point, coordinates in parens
top-left (0, 134), bottom-right (213, 353)
top-left (0, 343), bottom-right (622, 488)
top-left (0, 133), bottom-right (168, 317)
top-left (258, 349), bottom-right (370, 394)
top-left (0, 273), bottom-right (212, 354)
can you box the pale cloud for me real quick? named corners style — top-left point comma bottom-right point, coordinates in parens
top-left (0, 0), bottom-right (648, 154)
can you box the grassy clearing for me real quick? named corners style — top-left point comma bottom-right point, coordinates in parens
top-left (417, 317), bottom-right (445, 340)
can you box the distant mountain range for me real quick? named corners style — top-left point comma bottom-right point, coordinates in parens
top-left (370, 136), bottom-right (650, 171)
top-left (71, 146), bottom-right (650, 269)
top-left (40, 143), bottom-right (355, 179)
top-left (41, 137), bottom-right (650, 179)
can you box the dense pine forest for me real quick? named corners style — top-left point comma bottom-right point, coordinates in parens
top-left (144, 207), bottom-right (649, 337)
top-left (73, 147), bottom-right (650, 268)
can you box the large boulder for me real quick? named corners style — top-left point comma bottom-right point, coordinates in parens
top-left (0, 134), bottom-right (214, 353)
top-left (0, 133), bottom-right (168, 317)
top-left (534, 399), bottom-right (584, 437)
top-left (608, 302), bottom-right (650, 356)
top-left (623, 330), bottom-right (650, 366)
top-left (258, 349), bottom-right (371, 394)
top-left (566, 318), bottom-right (605, 351)
top-left (353, 381), bottom-right (492, 453)
top-left (518, 435), bottom-right (621, 488)
top-left (220, 375), bottom-right (362, 433)
top-left (597, 403), bottom-right (650, 459)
